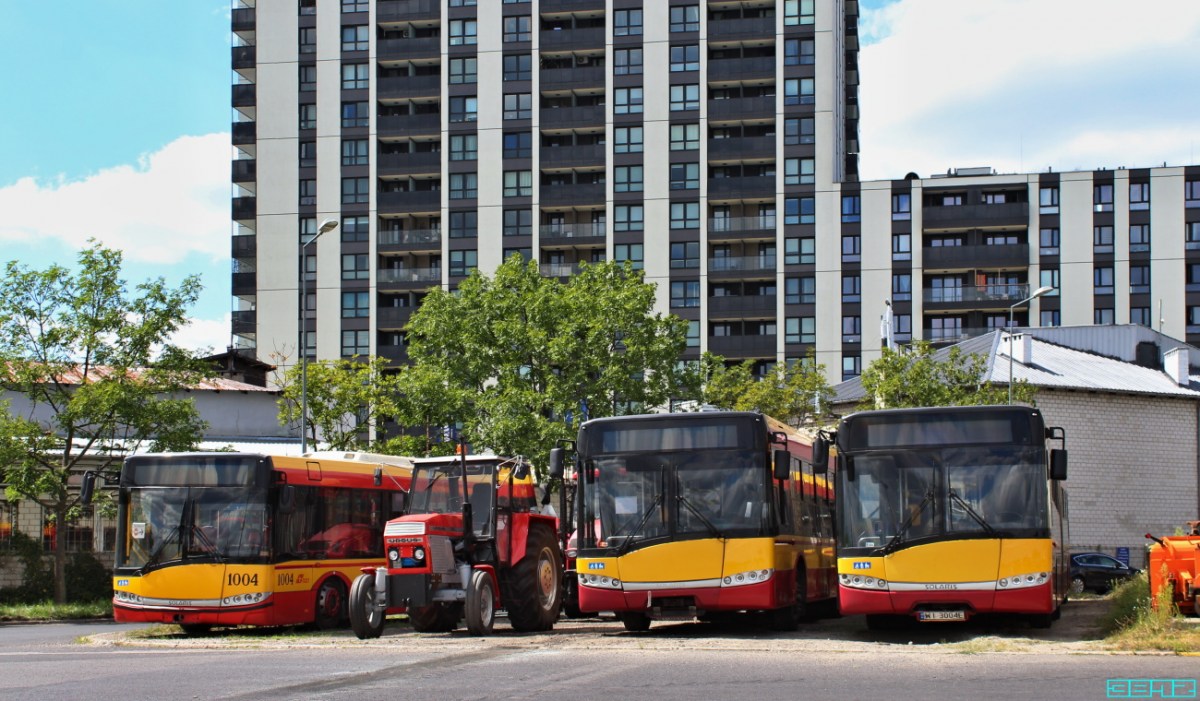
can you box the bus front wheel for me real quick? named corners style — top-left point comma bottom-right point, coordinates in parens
top-left (619, 611), bottom-right (651, 632)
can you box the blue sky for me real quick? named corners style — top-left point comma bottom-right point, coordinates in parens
top-left (0, 0), bottom-right (1197, 354)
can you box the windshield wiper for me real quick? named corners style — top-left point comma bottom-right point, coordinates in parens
top-left (612, 464), bottom-right (666, 555)
top-left (677, 494), bottom-right (723, 538)
top-left (947, 490), bottom-right (996, 536)
top-left (880, 488), bottom-right (935, 555)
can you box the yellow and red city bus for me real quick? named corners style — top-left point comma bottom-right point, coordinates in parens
top-left (827, 405), bottom-right (1069, 628)
top-left (568, 411), bottom-right (836, 631)
top-left (104, 451), bottom-right (410, 633)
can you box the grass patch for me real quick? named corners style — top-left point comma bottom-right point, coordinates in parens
top-left (0, 600), bottom-right (112, 622)
top-left (1103, 571), bottom-right (1200, 653)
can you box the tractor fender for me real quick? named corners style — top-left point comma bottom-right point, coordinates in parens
top-left (473, 564), bottom-right (501, 608)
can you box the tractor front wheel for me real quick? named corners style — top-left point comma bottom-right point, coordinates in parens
top-left (349, 573), bottom-right (384, 639)
top-left (465, 569), bottom-right (496, 636)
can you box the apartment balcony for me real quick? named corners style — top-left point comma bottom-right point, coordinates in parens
top-left (708, 216), bottom-right (777, 241)
top-left (708, 255), bottom-right (777, 278)
top-left (540, 28), bottom-right (604, 51)
top-left (377, 0), bottom-right (439, 23)
top-left (379, 114), bottom-right (440, 138)
top-left (231, 310), bottom-right (257, 335)
top-left (540, 263), bottom-right (585, 278)
top-left (540, 0), bottom-right (605, 12)
top-left (377, 342), bottom-right (410, 366)
top-left (231, 234), bottom-right (257, 258)
top-left (540, 183), bottom-right (604, 207)
top-left (539, 223), bottom-right (606, 247)
top-left (378, 267), bottom-right (442, 289)
top-left (540, 144), bottom-right (605, 169)
top-left (921, 202), bottom-right (1029, 231)
top-left (707, 176), bottom-right (776, 201)
top-left (377, 37), bottom-right (440, 60)
top-left (708, 294), bottom-right (777, 317)
top-left (708, 334), bottom-right (777, 358)
top-left (707, 136), bottom-right (775, 162)
top-left (707, 57), bottom-right (775, 83)
top-left (708, 96), bottom-right (774, 122)
top-left (541, 66), bottom-right (604, 91)
top-left (231, 46), bottom-right (256, 70)
top-left (378, 228), bottom-right (441, 252)
top-left (923, 284), bottom-right (1034, 310)
top-left (232, 84), bottom-right (256, 108)
top-left (231, 159), bottom-right (256, 183)
top-left (923, 326), bottom-right (995, 345)
top-left (378, 151), bottom-right (441, 176)
top-left (231, 272), bottom-right (257, 296)
top-left (378, 306), bottom-right (415, 330)
top-left (378, 75), bottom-right (440, 100)
top-left (539, 105), bottom-right (604, 130)
top-left (232, 121), bottom-right (256, 145)
top-left (231, 7), bottom-right (255, 32)
top-left (232, 197), bottom-right (256, 222)
top-left (707, 16), bottom-right (774, 42)
top-left (922, 243), bottom-right (1029, 270)
top-left (379, 190), bottom-right (441, 213)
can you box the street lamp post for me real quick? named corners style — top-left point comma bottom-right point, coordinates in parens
top-left (299, 218), bottom-right (339, 454)
top-left (1007, 285), bottom-right (1054, 404)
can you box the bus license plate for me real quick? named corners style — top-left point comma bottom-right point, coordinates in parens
top-left (919, 610), bottom-right (966, 622)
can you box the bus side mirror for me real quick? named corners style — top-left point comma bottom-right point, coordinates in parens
top-left (374, 467), bottom-right (382, 487)
top-left (80, 471), bottom-right (98, 505)
top-left (514, 462), bottom-right (530, 480)
top-left (279, 485), bottom-right (297, 515)
top-left (812, 436), bottom-right (829, 474)
top-left (773, 449), bottom-right (790, 481)
top-left (548, 448), bottom-right (565, 480)
top-left (1049, 449), bottom-right (1067, 481)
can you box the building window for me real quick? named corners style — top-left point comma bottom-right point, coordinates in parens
top-left (890, 193), bottom-right (912, 221)
top-left (342, 0), bottom-right (368, 12)
top-left (615, 126), bottom-right (644, 153)
top-left (1039, 227), bottom-right (1060, 256)
top-left (615, 243), bottom-right (644, 270)
top-left (842, 316), bottom-right (861, 343)
top-left (784, 38), bottom-right (814, 66)
top-left (1186, 180), bottom-right (1200, 207)
top-left (1093, 183), bottom-right (1113, 212)
top-left (299, 141), bottom-right (317, 167)
top-left (1191, 306), bottom-right (1200, 334)
top-left (615, 205), bottom-right (644, 232)
top-left (670, 123), bottom-right (700, 151)
top-left (342, 177), bottom-right (369, 204)
top-left (1094, 267), bottom-right (1114, 295)
top-left (892, 233), bottom-right (912, 262)
top-left (449, 172), bottom-right (478, 199)
top-left (784, 78), bottom-right (814, 106)
top-left (299, 65), bottom-right (317, 92)
top-left (1040, 309), bottom-right (1060, 327)
top-left (615, 165), bottom-right (645, 193)
top-left (341, 100), bottom-right (369, 128)
top-left (503, 131), bottom-right (532, 159)
top-left (342, 291), bottom-right (370, 317)
top-left (1130, 307), bottom-right (1151, 327)
top-left (842, 274), bottom-right (861, 303)
top-left (503, 208), bottom-right (531, 237)
top-left (503, 15), bottom-right (531, 42)
top-left (504, 93), bottom-right (532, 120)
top-left (449, 134), bottom-right (478, 161)
top-left (784, 197), bottom-right (815, 225)
top-left (670, 45), bottom-right (700, 72)
top-left (449, 250), bottom-right (477, 277)
top-left (892, 273), bottom-right (912, 302)
top-left (842, 235), bottom-right (861, 263)
top-left (503, 170), bottom-right (533, 197)
top-left (449, 19), bottom-right (478, 45)
top-left (299, 179), bottom-right (316, 206)
top-left (342, 216), bottom-right (369, 242)
top-left (342, 139), bottom-right (368, 166)
top-left (449, 210), bottom-right (477, 238)
top-left (785, 0), bottom-right (815, 26)
top-left (1094, 308), bottom-right (1115, 325)
top-left (1129, 224), bottom-right (1151, 253)
top-left (1129, 182), bottom-right (1150, 210)
top-left (1093, 225), bottom-right (1114, 253)
top-left (1040, 268), bottom-right (1059, 295)
top-left (686, 320), bottom-right (700, 347)
top-left (784, 237), bottom-right (815, 265)
top-left (614, 48), bottom-right (643, 75)
top-left (670, 84), bottom-right (700, 111)
top-left (841, 195), bottom-right (861, 223)
top-left (449, 96), bottom-right (478, 122)
top-left (1188, 222), bottom-right (1200, 250)
top-left (670, 280), bottom-right (700, 308)
top-left (299, 27), bottom-right (317, 53)
top-left (341, 330), bottom-right (369, 357)
top-left (670, 202), bottom-right (700, 229)
top-left (615, 87), bottom-right (644, 114)
top-left (784, 117), bottom-right (815, 145)
top-left (670, 242), bottom-right (699, 269)
top-left (785, 158), bottom-right (814, 185)
top-left (342, 25), bottom-right (369, 51)
top-left (842, 355), bottom-right (861, 381)
top-left (614, 9), bottom-right (643, 36)
top-left (342, 63), bottom-right (369, 90)
top-left (299, 103), bottom-right (317, 130)
top-left (450, 57), bottom-right (478, 84)
top-left (1188, 263), bottom-right (1200, 292)
top-left (670, 5), bottom-right (700, 32)
top-left (450, 0), bottom-right (478, 5)
top-left (1039, 186), bottom-right (1059, 214)
top-left (669, 163), bottom-right (699, 190)
top-left (1129, 265), bottom-right (1151, 294)
top-left (299, 0), bottom-right (316, 15)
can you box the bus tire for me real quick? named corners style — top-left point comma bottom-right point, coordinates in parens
top-left (769, 567), bottom-right (807, 631)
top-left (1027, 612), bottom-right (1054, 629)
top-left (619, 611), bottom-right (651, 632)
top-left (409, 603), bottom-right (458, 633)
top-left (314, 577), bottom-right (347, 630)
top-left (865, 614), bottom-right (907, 631)
top-left (465, 569), bottom-right (496, 636)
top-left (506, 526), bottom-right (562, 632)
top-left (349, 573), bottom-right (384, 639)
top-left (179, 624), bottom-right (212, 636)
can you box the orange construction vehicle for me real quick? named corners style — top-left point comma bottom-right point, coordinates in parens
top-left (1144, 521), bottom-right (1200, 616)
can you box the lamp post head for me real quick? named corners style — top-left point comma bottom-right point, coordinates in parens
top-left (318, 219), bottom-right (339, 235)
top-left (1030, 285), bottom-right (1054, 300)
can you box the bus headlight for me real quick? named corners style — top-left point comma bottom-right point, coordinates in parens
top-left (996, 572), bottom-right (1047, 590)
top-left (722, 568), bottom-right (774, 587)
top-left (578, 574), bottom-right (622, 589)
top-left (222, 591), bottom-right (271, 607)
top-left (840, 573), bottom-right (889, 590)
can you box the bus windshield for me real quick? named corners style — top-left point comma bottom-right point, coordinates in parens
top-left (838, 445), bottom-right (1047, 552)
top-left (118, 485), bottom-right (268, 571)
top-left (586, 448), bottom-right (767, 549)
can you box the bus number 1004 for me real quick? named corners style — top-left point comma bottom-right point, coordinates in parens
top-left (227, 573), bottom-right (259, 587)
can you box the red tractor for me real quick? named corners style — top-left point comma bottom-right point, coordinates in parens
top-left (350, 454), bottom-right (564, 636)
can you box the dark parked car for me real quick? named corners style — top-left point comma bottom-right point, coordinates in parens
top-left (1069, 552), bottom-right (1140, 594)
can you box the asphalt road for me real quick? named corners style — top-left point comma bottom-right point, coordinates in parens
top-left (1, 604), bottom-right (1195, 701)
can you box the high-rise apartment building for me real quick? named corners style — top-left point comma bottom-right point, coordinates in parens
top-left (230, 0), bottom-right (1200, 384)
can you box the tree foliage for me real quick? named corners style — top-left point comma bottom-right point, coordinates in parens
top-left (688, 351), bottom-right (832, 427)
top-left (857, 340), bottom-right (1036, 410)
top-left (403, 257), bottom-right (689, 466)
top-left (0, 243), bottom-right (209, 602)
top-left (276, 355), bottom-right (401, 451)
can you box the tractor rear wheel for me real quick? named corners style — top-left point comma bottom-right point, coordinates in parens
top-left (349, 573), bottom-right (384, 639)
top-left (465, 569), bottom-right (496, 636)
top-left (506, 526), bottom-right (563, 632)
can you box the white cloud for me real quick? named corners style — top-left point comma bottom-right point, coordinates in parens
top-left (858, 0), bottom-right (1200, 179)
top-left (172, 313), bottom-right (232, 356)
top-left (0, 133), bottom-right (231, 264)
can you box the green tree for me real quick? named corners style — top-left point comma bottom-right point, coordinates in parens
top-left (276, 355), bottom-right (402, 451)
top-left (404, 257), bottom-right (688, 466)
top-left (0, 243), bottom-right (209, 603)
top-left (858, 340), bottom-right (1036, 410)
top-left (688, 351), bottom-right (832, 427)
